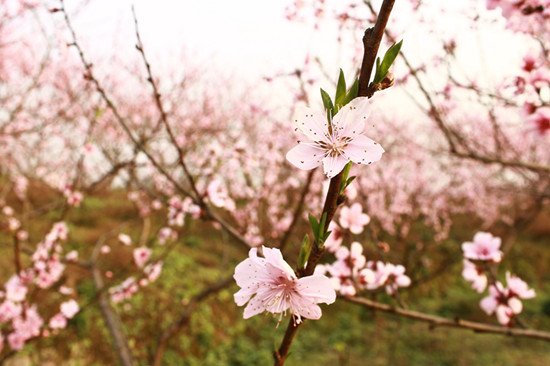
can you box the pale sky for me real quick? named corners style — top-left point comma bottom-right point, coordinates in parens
top-left (56, 0), bottom-right (533, 117)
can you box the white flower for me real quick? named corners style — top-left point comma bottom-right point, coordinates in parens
top-left (286, 97), bottom-right (384, 178)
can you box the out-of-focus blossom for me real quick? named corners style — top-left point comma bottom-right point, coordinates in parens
top-left (118, 233), bottom-right (132, 246)
top-left (339, 203), bottom-right (371, 234)
top-left (480, 273), bottom-right (535, 325)
top-left (60, 299), bottom-right (79, 319)
top-left (133, 247), bottom-right (151, 268)
top-left (462, 259), bottom-right (488, 293)
top-left (323, 222), bottom-right (343, 252)
top-left (462, 232), bottom-right (503, 262)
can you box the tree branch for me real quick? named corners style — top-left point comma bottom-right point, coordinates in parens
top-left (274, 1), bottom-right (396, 364)
top-left (345, 296), bottom-right (550, 342)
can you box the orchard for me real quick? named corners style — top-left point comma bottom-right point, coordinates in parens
top-left (0, 0), bottom-right (549, 365)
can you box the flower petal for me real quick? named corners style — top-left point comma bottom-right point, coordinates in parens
top-left (296, 275), bottom-right (337, 304)
top-left (332, 97), bottom-right (371, 138)
top-left (343, 134), bottom-right (384, 166)
top-left (293, 106), bottom-right (330, 141)
top-left (243, 295), bottom-right (266, 319)
top-left (286, 143), bottom-right (324, 171)
top-left (322, 154), bottom-right (349, 178)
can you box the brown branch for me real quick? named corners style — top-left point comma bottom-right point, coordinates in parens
top-left (151, 275), bottom-right (234, 366)
top-left (345, 296), bottom-right (550, 342)
top-left (358, 0), bottom-right (395, 97)
top-left (90, 239), bottom-right (135, 366)
top-left (274, 1), bottom-right (396, 364)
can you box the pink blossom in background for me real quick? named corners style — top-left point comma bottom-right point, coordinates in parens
top-left (462, 259), bottom-right (488, 293)
top-left (207, 179), bottom-right (236, 210)
top-left (118, 233), bottom-right (132, 246)
top-left (462, 232), bottom-right (503, 262)
top-left (0, 300), bottom-right (22, 322)
top-left (506, 272), bottom-right (536, 299)
top-left (339, 203), bottom-right (371, 234)
top-left (133, 247), bottom-right (152, 268)
top-left (323, 221), bottom-right (343, 252)
top-left (528, 107), bottom-right (550, 135)
top-left (480, 274), bottom-right (536, 325)
top-left (49, 314), bottom-right (67, 330)
top-left (157, 227), bottom-right (177, 245)
top-left (144, 261), bottom-right (163, 282)
top-left (60, 299), bottom-right (79, 319)
top-left (5, 276), bottom-right (27, 302)
top-left (8, 306), bottom-right (43, 350)
top-left (286, 97), bottom-right (384, 178)
top-left (233, 246), bottom-right (336, 323)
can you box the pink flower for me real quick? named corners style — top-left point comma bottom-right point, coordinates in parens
top-left (0, 301), bottom-right (22, 322)
top-left (118, 233), bottom-right (132, 246)
top-left (49, 313), bottom-right (67, 329)
top-left (528, 106), bottom-right (550, 135)
top-left (462, 232), bottom-right (502, 262)
top-left (286, 97), bottom-right (384, 178)
top-left (144, 261), bottom-right (163, 282)
top-left (323, 222), bottom-right (343, 253)
top-left (506, 272), bottom-right (536, 299)
top-left (133, 247), bottom-right (152, 268)
top-left (480, 274), bottom-right (535, 325)
top-left (157, 227), bottom-right (177, 245)
top-left (339, 203), bottom-right (371, 234)
top-left (60, 299), bottom-right (79, 319)
top-left (462, 260), bottom-right (488, 293)
top-left (5, 276), bottom-right (27, 302)
top-left (233, 246), bottom-right (336, 323)
top-left (335, 242), bottom-right (366, 272)
top-left (207, 179), bottom-right (236, 210)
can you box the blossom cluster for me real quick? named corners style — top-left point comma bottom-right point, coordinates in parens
top-left (0, 221), bottom-right (79, 351)
top-left (486, 0), bottom-right (549, 35)
top-left (316, 241), bottom-right (411, 296)
top-left (461, 232), bottom-right (536, 325)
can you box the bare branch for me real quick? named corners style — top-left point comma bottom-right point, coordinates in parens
top-left (345, 296), bottom-right (550, 342)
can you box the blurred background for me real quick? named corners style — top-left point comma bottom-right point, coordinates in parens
top-left (0, 0), bottom-right (549, 365)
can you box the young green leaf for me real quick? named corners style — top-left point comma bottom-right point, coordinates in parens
top-left (308, 214), bottom-right (319, 241)
top-left (344, 78), bottom-right (359, 104)
top-left (373, 40), bottom-right (403, 84)
top-left (320, 88), bottom-right (334, 113)
top-left (297, 234), bottom-right (312, 269)
top-left (335, 69), bottom-right (347, 103)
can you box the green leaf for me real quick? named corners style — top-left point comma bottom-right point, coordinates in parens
top-left (339, 162), bottom-right (353, 193)
top-left (308, 214), bottom-right (319, 241)
top-left (340, 78), bottom-right (359, 107)
top-left (320, 88), bottom-right (334, 114)
top-left (297, 235), bottom-right (312, 269)
top-left (335, 69), bottom-right (346, 103)
top-left (317, 212), bottom-right (328, 245)
top-left (373, 40), bottom-right (403, 84)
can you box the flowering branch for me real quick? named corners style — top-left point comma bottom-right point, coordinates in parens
top-left (345, 296), bottom-right (550, 342)
top-left (274, 1), bottom-right (396, 364)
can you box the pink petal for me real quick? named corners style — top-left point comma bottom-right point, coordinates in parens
top-left (261, 246), bottom-right (296, 278)
top-left (343, 134), bottom-right (384, 166)
top-left (286, 143), bottom-right (324, 170)
top-left (293, 106), bottom-right (330, 141)
top-left (296, 275), bottom-right (337, 304)
top-left (243, 295), bottom-right (266, 319)
top-left (322, 154), bottom-right (349, 178)
top-left (332, 97), bottom-right (371, 138)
